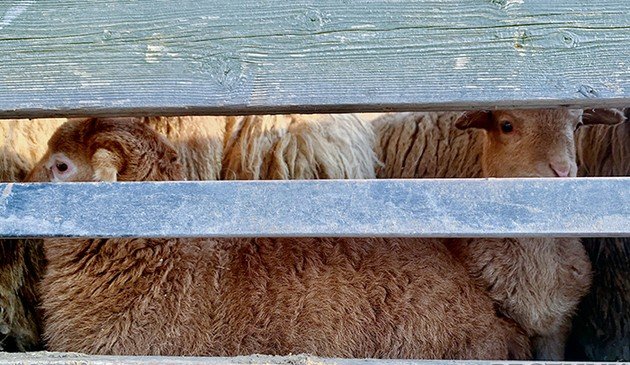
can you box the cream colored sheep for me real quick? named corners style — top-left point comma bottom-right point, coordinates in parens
top-left (0, 118), bottom-right (67, 182)
top-left (28, 117), bottom-right (530, 359)
top-left (93, 114), bottom-right (378, 181)
top-left (373, 112), bottom-right (484, 178)
top-left (220, 114), bottom-right (377, 180)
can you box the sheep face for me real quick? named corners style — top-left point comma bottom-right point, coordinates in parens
top-left (455, 108), bottom-right (584, 178)
top-left (26, 118), bottom-right (184, 183)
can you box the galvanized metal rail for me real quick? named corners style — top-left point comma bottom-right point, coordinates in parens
top-left (0, 353), bottom-right (625, 365)
top-left (1, 178), bottom-right (628, 238)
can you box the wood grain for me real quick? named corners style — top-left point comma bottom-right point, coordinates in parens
top-left (0, 0), bottom-right (628, 117)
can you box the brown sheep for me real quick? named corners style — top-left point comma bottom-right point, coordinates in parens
top-left (69, 114), bottom-right (377, 182)
top-left (0, 113), bottom-right (377, 351)
top-left (566, 108), bottom-right (629, 361)
top-left (373, 109), bottom-right (612, 360)
top-left (27, 117), bottom-right (530, 359)
top-left (373, 108), bottom-right (625, 179)
top-left (373, 108), bottom-right (630, 361)
top-left (0, 118), bottom-right (66, 351)
top-left (444, 108), bottom-right (626, 360)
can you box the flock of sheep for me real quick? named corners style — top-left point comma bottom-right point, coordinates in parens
top-left (0, 108), bottom-right (628, 360)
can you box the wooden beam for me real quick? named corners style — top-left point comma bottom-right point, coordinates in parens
top-left (1, 178), bottom-right (628, 238)
top-left (0, 1), bottom-right (628, 118)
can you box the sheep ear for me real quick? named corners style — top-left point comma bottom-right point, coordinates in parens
top-left (91, 148), bottom-right (122, 182)
top-left (582, 108), bottom-right (626, 125)
top-left (455, 110), bottom-right (493, 130)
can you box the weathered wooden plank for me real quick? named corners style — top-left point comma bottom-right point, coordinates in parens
top-left (0, 0), bottom-right (628, 118)
top-left (0, 178), bottom-right (627, 238)
top-left (1, 353), bottom-right (627, 365)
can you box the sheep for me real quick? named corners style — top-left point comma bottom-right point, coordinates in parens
top-left (565, 109), bottom-right (629, 361)
top-left (52, 114), bottom-right (377, 182)
top-left (22, 114), bottom-right (376, 182)
top-left (373, 108), bottom-right (626, 179)
top-left (143, 115), bottom-right (225, 181)
top-left (575, 109), bottom-right (629, 177)
top-left (0, 117), bottom-right (66, 352)
top-left (443, 108), bottom-right (602, 360)
top-left (220, 113), bottom-right (377, 180)
top-left (373, 112), bottom-right (484, 179)
top-left (373, 109), bottom-right (629, 360)
top-left (147, 113), bottom-right (377, 181)
top-left (1, 114), bottom-right (378, 182)
top-left (0, 118), bottom-right (67, 182)
top-left (374, 108), bottom-right (626, 360)
top-left (1, 113), bottom-right (377, 352)
top-left (27, 117), bottom-right (531, 359)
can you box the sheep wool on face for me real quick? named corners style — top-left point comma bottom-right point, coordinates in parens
top-left (455, 108), bottom-right (583, 178)
top-left (32, 118), bottom-right (532, 359)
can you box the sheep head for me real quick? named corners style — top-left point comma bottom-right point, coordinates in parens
top-left (25, 118), bottom-right (184, 182)
top-left (455, 108), bottom-right (619, 178)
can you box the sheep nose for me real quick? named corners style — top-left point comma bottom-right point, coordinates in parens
top-left (550, 162), bottom-right (570, 177)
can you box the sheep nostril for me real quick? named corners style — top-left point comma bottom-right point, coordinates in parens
top-left (550, 162), bottom-right (570, 177)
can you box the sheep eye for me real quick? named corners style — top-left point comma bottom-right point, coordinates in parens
top-left (500, 121), bottom-right (513, 133)
top-left (56, 162), bottom-right (68, 173)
